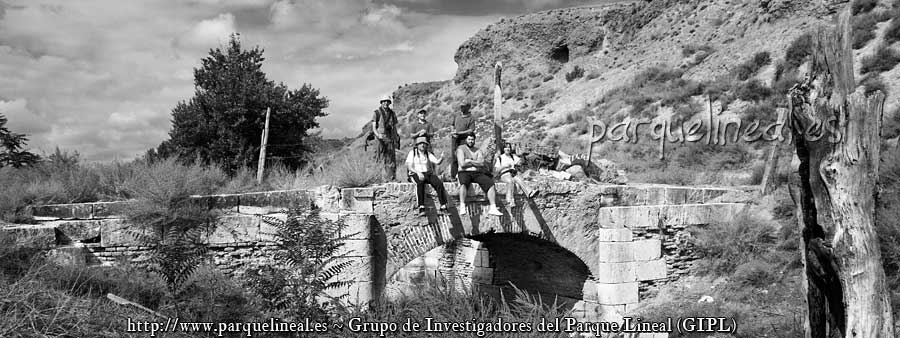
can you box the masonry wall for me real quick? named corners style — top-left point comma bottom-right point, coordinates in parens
top-left (6, 181), bottom-right (749, 318)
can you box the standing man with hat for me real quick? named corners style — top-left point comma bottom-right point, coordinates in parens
top-left (448, 102), bottom-right (476, 180)
top-left (409, 109), bottom-right (435, 146)
top-left (372, 95), bottom-right (400, 181)
top-left (406, 136), bottom-right (448, 215)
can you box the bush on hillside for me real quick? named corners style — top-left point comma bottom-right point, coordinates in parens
top-left (853, 0), bottom-right (878, 15)
top-left (785, 33), bottom-right (812, 69)
top-left (886, 15), bottom-right (900, 44)
top-left (734, 51), bottom-right (772, 81)
top-left (884, 107), bottom-right (900, 139)
top-left (736, 79), bottom-right (774, 102)
top-left (691, 211), bottom-right (779, 275)
top-left (564, 66), bottom-right (584, 82)
top-left (681, 44), bottom-right (714, 57)
top-left (852, 12), bottom-right (880, 49)
top-left (859, 73), bottom-right (888, 96)
top-left (860, 45), bottom-right (900, 74)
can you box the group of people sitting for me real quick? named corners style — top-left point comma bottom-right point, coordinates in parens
top-left (378, 99), bottom-right (536, 217)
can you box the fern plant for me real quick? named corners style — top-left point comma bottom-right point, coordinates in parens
top-left (247, 206), bottom-right (355, 323)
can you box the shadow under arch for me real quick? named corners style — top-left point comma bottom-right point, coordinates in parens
top-left (381, 232), bottom-right (591, 311)
top-left (468, 232), bottom-right (590, 306)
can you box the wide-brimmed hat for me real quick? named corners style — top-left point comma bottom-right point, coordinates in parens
top-left (415, 136), bottom-right (429, 145)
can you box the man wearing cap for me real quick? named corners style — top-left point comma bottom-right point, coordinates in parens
top-left (372, 95), bottom-right (400, 181)
top-left (409, 109), bottom-right (435, 145)
top-left (448, 102), bottom-right (476, 180)
top-left (406, 136), bottom-right (448, 215)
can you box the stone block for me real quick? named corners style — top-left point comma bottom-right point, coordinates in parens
top-left (595, 262), bottom-right (637, 283)
top-left (341, 214), bottom-right (373, 240)
top-left (333, 257), bottom-right (374, 282)
top-left (470, 267), bottom-right (493, 283)
top-left (581, 280), bottom-right (598, 302)
top-left (1, 224), bottom-right (57, 247)
top-left (632, 239), bottom-right (661, 261)
top-left (595, 282), bottom-right (638, 305)
top-left (597, 242), bottom-right (635, 263)
top-left (337, 239), bottom-right (372, 257)
top-left (31, 203), bottom-right (92, 219)
top-left (341, 188), bottom-right (374, 213)
top-left (682, 204), bottom-right (712, 225)
top-left (48, 245), bottom-right (86, 267)
top-left (257, 213), bottom-right (286, 242)
top-left (636, 258), bottom-right (667, 281)
top-left (50, 220), bottom-right (101, 243)
top-left (206, 194), bottom-right (240, 210)
top-left (595, 228), bottom-right (632, 242)
top-left (208, 215), bottom-right (259, 245)
top-left (91, 201), bottom-right (134, 218)
top-left (101, 219), bottom-right (158, 247)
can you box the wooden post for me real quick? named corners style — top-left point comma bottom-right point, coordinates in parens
top-left (493, 62), bottom-right (503, 155)
top-left (789, 6), bottom-right (893, 337)
top-left (256, 107), bottom-right (271, 184)
top-left (759, 135), bottom-right (781, 195)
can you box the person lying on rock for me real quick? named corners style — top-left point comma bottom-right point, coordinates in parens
top-left (456, 134), bottom-right (502, 216)
top-left (406, 136), bottom-right (448, 215)
top-left (494, 142), bottom-right (538, 208)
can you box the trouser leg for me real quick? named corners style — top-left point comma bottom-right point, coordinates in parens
top-left (426, 173), bottom-right (447, 205)
top-left (411, 174), bottom-right (425, 206)
top-left (449, 136), bottom-right (458, 179)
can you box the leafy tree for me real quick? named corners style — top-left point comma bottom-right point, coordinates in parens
top-left (159, 34), bottom-right (328, 174)
top-left (0, 113), bottom-right (40, 168)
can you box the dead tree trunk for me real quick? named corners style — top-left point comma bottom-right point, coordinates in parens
top-left (788, 7), bottom-right (893, 338)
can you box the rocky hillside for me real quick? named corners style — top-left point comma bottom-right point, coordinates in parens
top-left (350, 0), bottom-right (900, 183)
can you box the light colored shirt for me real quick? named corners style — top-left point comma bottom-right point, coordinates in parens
top-left (494, 154), bottom-right (521, 173)
top-left (457, 145), bottom-right (484, 172)
top-left (406, 149), bottom-right (439, 173)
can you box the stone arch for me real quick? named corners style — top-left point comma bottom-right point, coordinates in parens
top-left (384, 232), bottom-right (592, 308)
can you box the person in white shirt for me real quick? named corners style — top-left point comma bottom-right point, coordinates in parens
top-left (406, 137), bottom-right (448, 215)
top-left (494, 142), bottom-right (538, 208)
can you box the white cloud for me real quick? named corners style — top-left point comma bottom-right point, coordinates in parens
top-left (175, 13), bottom-right (237, 50)
top-left (0, 0), bottom-right (498, 161)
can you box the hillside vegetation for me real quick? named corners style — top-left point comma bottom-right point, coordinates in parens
top-left (367, 0), bottom-right (900, 185)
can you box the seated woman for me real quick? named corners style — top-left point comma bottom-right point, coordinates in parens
top-left (494, 142), bottom-right (538, 207)
top-left (406, 137), bottom-right (448, 215)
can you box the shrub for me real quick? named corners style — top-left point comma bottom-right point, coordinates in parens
top-left (734, 51), bottom-right (771, 81)
top-left (247, 208), bottom-right (352, 323)
top-left (564, 66), bottom-right (584, 82)
top-left (859, 73), bottom-right (888, 96)
top-left (692, 210), bottom-right (779, 275)
top-left (860, 45), bottom-right (900, 74)
top-left (885, 16), bottom-right (900, 44)
top-left (853, 0), bottom-right (878, 15)
top-left (883, 107), bottom-right (900, 139)
top-left (785, 33), bottom-right (812, 69)
top-left (852, 12), bottom-right (879, 49)
top-left (735, 79), bottom-right (773, 102)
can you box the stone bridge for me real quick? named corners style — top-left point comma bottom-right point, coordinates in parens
top-left (4, 181), bottom-right (748, 331)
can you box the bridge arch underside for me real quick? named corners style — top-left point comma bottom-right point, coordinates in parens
top-left (386, 233), bottom-right (592, 310)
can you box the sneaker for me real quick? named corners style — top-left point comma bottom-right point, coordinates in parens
top-left (488, 206), bottom-right (503, 216)
top-left (418, 206), bottom-right (426, 216)
top-left (528, 189), bottom-right (539, 199)
top-left (459, 203), bottom-right (467, 215)
top-left (439, 205), bottom-right (449, 214)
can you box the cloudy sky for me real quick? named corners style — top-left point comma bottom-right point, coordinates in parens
top-left (0, 0), bottom-right (613, 162)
